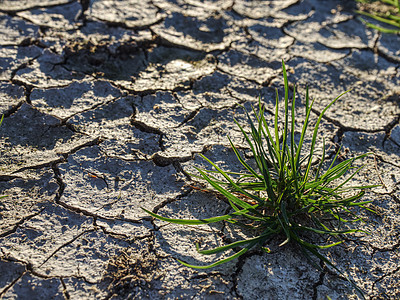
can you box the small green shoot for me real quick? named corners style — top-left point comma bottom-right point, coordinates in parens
top-left (356, 0), bottom-right (400, 34)
top-left (143, 61), bottom-right (376, 297)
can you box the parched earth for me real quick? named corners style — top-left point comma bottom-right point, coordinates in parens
top-left (0, 0), bottom-right (399, 299)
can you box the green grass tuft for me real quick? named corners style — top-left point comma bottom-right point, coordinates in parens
top-left (356, 0), bottom-right (400, 34)
top-left (143, 61), bottom-right (377, 297)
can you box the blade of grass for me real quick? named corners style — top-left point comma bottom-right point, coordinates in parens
top-left (303, 90), bottom-right (351, 184)
top-left (196, 231), bottom-right (274, 255)
top-left (178, 239), bottom-right (259, 269)
top-left (141, 206), bottom-right (257, 225)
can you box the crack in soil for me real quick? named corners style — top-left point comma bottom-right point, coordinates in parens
top-left (38, 228), bottom-right (96, 268)
top-left (0, 269), bottom-right (27, 298)
top-left (312, 263), bottom-right (326, 300)
top-left (59, 277), bottom-right (70, 300)
top-left (0, 208), bottom-right (45, 238)
top-left (1, 0), bottom-right (400, 298)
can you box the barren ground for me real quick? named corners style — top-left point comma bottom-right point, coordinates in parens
top-left (0, 0), bottom-right (399, 299)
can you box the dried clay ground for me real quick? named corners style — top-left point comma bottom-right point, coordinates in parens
top-left (0, 0), bottom-right (400, 299)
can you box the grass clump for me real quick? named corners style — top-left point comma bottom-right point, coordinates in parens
top-left (143, 61), bottom-right (376, 296)
top-left (356, 0), bottom-right (400, 34)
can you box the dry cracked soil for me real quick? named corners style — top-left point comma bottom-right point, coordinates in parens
top-left (0, 0), bottom-right (399, 299)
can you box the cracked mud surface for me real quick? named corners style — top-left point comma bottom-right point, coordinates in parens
top-left (0, 0), bottom-right (399, 299)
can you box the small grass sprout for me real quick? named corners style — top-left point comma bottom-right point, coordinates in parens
top-left (356, 0), bottom-right (400, 34)
top-left (143, 61), bottom-right (376, 297)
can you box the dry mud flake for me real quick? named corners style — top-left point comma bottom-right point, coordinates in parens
top-left (232, 19), bottom-right (293, 62)
top-left (378, 34), bottom-right (400, 63)
top-left (0, 202), bottom-right (135, 284)
top-left (63, 41), bottom-right (147, 87)
top-left (88, 0), bottom-right (164, 28)
top-left (16, 1), bottom-right (82, 30)
top-left (98, 137), bottom-right (160, 163)
top-left (283, 0), bottom-right (356, 22)
top-left (64, 242), bottom-right (157, 299)
top-left (0, 103), bottom-right (94, 175)
top-left (133, 47), bottom-right (216, 92)
top-left (237, 251), bottom-right (321, 299)
top-left (246, 19), bottom-right (294, 49)
top-left (0, 169), bottom-right (58, 236)
top-left (2, 273), bottom-right (64, 300)
top-left (184, 0), bottom-right (233, 10)
top-left (285, 57), bottom-right (353, 96)
top-left (360, 201), bottom-right (400, 252)
top-left (286, 58), bottom-right (399, 131)
top-left (333, 49), bottom-right (398, 86)
top-left (0, 83), bottom-right (25, 115)
top-left (318, 268), bottom-right (400, 300)
top-left (158, 103), bottom-right (260, 158)
top-left (0, 201), bottom-right (92, 276)
top-left (288, 41), bottom-right (349, 63)
top-left (387, 124), bottom-right (400, 152)
top-left (152, 186), bottom-right (238, 272)
top-left (316, 277), bottom-right (364, 300)
top-left (233, 0), bottom-right (298, 18)
top-left (342, 130), bottom-right (400, 175)
top-left (152, 259), bottom-right (235, 299)
top-left (48, 25), bottom-right (153, 61)
top-left (31, 80), bottom-right (122, 120)
top-left (320, 19), bottom-right (373, 50)
top-left (0, 0), bottom-right (73, 12)
top-left (101, 239), bottom-right (236, 299)
top-left (161, 86), bottom-right (280, 159)
top-left (51, 27), bottom-right (153, 70)
top-left (153, 86), bottom-right (265, 158)
top-left (154, 0), bottom-right (234, 15)
top-left (0, 14), bottom-right (40, 46)
top-left (180, 70), bottom-right (268, 109)
top-left (68, 95), bottom-right (138, 139)
top-left (325, 232), bottom-right (400, 299)
top-left (217, 50), bottom-right (281, 85)
top-left (58, 39), bottom-right (216, 93)
top-left (0, 259), bottom-right (26, 295)
top-left (152, 12), bottom-right (237, 52)
top-left (14, 49), bottom-right (85, 88)
top-left (75, 24), bottom-right (153, 50)
top-left (0, 46), bottom-right (43, 81)
top-left (341, 131), bottom-right (400, 195)
top-left (284, 14), bottom-right (373, 50)
top-left (61, 277), bottom-right (108, 299)
top-left (69, 96), bottom-right (161, 159)
top-left (58, 145), bottom-right (185, 221)
top-left (304, 144), bottom-right (399, 299)
top-left (38, 230), bottom-right (133, 282)
top-left (132, 91), bottom-right (193, 130)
